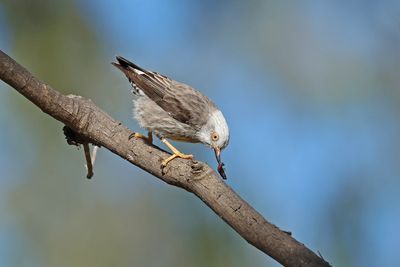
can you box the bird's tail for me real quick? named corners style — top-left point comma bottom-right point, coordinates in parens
top-left (112, 56), bottom-right (147, 96)
top-left (112, 56), bottom-right (147, 74)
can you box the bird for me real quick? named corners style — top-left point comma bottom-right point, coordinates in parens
top-left (112, 56), bottom-right (229, 179)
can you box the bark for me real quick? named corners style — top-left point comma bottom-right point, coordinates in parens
top-left (0, 50), bottom-right (331, 267)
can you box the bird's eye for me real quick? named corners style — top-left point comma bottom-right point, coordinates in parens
top-left (211, 132), bottom-right (219, 141)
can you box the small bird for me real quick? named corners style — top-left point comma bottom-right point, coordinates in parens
top-left (112, 56), bottom-right (229, 179)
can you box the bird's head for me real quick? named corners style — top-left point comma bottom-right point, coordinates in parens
top-left (198, 110), bottom-right (230, 166)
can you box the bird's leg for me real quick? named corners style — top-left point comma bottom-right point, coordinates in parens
top-left (129, 131), bottom-right (153, 144)
top-left (161, 138), bottom-right (193, 166)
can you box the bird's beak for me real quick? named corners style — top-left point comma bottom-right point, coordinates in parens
top-left (213, 146), bottom-right (221, 165)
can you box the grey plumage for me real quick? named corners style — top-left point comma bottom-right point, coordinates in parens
top-left (113, 56), bottom-right (229, 179)
top-left (113, 56), bottom-right (218, 141)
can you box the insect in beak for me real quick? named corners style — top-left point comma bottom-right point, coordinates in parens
top-left (213, 146), bottom-right (227, 180)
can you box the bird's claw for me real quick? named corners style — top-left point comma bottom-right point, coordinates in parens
top-left (161, 153), bottom-right (193, 167)
top-left (129, 132), bottom-right (153, 144)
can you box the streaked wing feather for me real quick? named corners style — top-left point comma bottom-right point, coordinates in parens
top-left (113, 56), bottom-right (215, 128)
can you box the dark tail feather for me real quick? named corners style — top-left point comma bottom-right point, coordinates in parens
top-left (113, 55), bottom-right (147, 73)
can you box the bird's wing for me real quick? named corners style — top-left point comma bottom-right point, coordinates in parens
top-left (113, 56), bottom-right (216, 128)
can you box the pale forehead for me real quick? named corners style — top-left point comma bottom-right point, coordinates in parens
top-left (209, 110), bottom-right (229, 141)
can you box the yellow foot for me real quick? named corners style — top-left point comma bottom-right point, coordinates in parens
top-left (129, 131), bottom-right (153, 144)
top-left (160, 138), bottom-right (193, 167)
top-left (162, 151), bottom-right (193, 167)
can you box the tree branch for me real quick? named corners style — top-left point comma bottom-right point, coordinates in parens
top-left (0, 50), bottom-right (331, 267)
